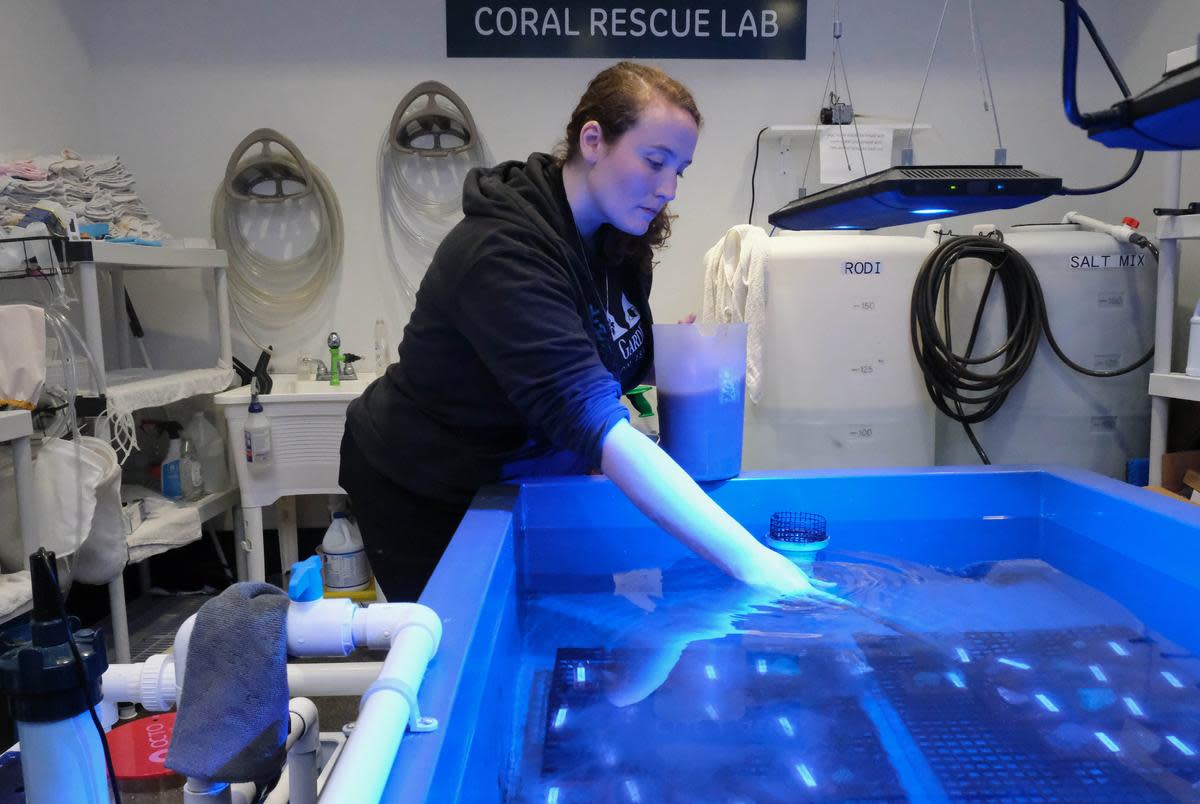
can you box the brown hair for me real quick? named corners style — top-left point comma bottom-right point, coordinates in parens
top-left (557, 61), bottom-right (702, 269)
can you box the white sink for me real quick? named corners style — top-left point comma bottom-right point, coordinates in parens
top-left (281, 376), bottom-right (374, 396)
top-left (214, 372), bottom-right (377, 404)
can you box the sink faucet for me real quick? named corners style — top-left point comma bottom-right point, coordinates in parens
top-left (307, 358), bottom-right (357, 383)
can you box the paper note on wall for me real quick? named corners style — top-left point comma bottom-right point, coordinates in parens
top-left (819, 125), bottom-right (893, 185)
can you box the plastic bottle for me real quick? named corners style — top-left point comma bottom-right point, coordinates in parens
top-left (321, 512), bottom-right (370, 592)
top-left (184, 411), bottom-right (229, 493)
top-left (180, 437), bottom-right (204, 501)
top-left (161, 424), bottom-right (183, 500)
top-left (243, 387), bottom-right (272, 473)
top-left (374, 318), bottom-right (391, 376)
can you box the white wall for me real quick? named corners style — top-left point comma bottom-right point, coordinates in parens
top-left (0, 1), bottom-right (94, 153)
top-left (57, 0), bottom-right (1184, 377)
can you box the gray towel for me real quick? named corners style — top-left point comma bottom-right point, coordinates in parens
top-left (165, 582), bottom-right (289, 783)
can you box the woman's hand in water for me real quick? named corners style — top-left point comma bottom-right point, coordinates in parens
top-left (732, 545), bottom-right (825, 597)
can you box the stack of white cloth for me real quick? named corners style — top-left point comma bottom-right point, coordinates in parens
top-left (701, 224), bottom-right (770, 404)
top-left (0, 150), bottom-right (166, 239)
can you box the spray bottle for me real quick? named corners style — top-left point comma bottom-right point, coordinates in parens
top-left (161, 422), bottom-right (184, 500)
top-left (243, 378), bottom-right (272, 473)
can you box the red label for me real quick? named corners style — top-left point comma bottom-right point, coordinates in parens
top-left (107, 713), bottom-right (179, 780)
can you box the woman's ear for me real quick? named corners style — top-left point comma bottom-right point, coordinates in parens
top-left (579, 120), bottom-right (605, 165)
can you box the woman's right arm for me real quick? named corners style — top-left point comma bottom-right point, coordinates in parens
top-left (600, 418), bottom-right (816, 596)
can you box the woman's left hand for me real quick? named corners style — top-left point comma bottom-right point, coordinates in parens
top-left (678, 313), bottom-right (696, 324)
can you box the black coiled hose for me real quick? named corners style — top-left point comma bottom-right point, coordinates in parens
top-left (910, 234), bottom-right (1154, 464)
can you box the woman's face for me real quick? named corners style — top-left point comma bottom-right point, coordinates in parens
top-left (585, 100), bottom-right (699, 236)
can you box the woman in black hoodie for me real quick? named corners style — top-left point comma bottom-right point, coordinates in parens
top-left (343, 62), bottom-right (815, 600)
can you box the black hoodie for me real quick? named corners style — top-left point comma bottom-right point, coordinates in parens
top-left (347, 153), bottom-right (654, 504)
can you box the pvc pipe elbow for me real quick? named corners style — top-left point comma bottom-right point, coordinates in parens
top-left (285, 697), bottom-right (321, 755)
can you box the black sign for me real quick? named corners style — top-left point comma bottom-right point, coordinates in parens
top-left (446, 1), bottom-right (807, 60)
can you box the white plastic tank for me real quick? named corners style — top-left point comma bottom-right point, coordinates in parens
top-left (934, 223), bottom-right (1156, 478)
top-left (743, 231), bottom-right (936, 470)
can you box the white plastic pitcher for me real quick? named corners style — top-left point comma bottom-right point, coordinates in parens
top-left (653, 323), bottom-right (747, 481)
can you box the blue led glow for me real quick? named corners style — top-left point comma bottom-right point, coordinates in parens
top-left (998, 658), bottom-right (1032, 670)
top-left (1167, 735), bottom-right (1196, 757)
top-left (547, 787), bottom-right (561, 804)
top-left (946, 671), bottom-right (966, 689)
top-left (624, 779), bottom-right (642, 803)
top-left (1095, 731), bottom-right (1120, 753)
top-left (705, 664), bottom-right (718, 681)
top-left (912, 208), bottom-right (954, 215)
top-left (955, 647), bottom-right (971, 664)
top-left (832, 224), bottom-right (864, 229)
top-left (553, 707), bottom-right (567, 729)
top-left (1107, 640), bottom-right (1129, 657)
top-left (794, 764), bottom-right (818, 788)
top-left (756, 659), bottom-right (768, 675)
top-left (1123, 696), bottom-right (1145, 717)
top-left (995, 183), bottom-right (1005, 189)
top-left (1089, 664), bottom-right (1108, 682)
top-left (778, 716), bottom-right (795, 737)
top-left (705, 704), bottom-right (718, 720)
top-left (1162, 671), bottom-right (1184, 688)
top-left (1035, 693), bottom-right (1060, 713)
top-left (575, 666), bottom-right (586, 684)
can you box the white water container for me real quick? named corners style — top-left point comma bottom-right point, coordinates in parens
top-left (321, 512), bottom-right (370, 592)
top-left (934, 223), bottom-right (1155, 478)
top-left (743, 231), bottom-right (936, 470)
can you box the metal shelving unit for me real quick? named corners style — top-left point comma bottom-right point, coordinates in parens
top-left (1147, 164), bottom-right (1198, 486)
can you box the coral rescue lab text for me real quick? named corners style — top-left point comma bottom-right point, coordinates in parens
top-left (473, 6), bottom-right (781, 39)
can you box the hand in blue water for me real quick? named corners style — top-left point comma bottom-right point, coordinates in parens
top-left (733, 544), bottom-right (839, 599)
top-left (604, 556), bottom-right (844, 707)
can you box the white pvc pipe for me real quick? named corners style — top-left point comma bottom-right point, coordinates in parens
top-left (1061, 210), bottom-right (1138, 243)
top-left (319, 604), bottom-right (441, 803)
top-left (286, 662), bottom-right (383, 697)
top-left (286, 698), bottom-right (321, 804)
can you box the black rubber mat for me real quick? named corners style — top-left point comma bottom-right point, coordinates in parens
top-left (858, 625), bottom-right (1200, 802)
top-left (519, 639), bottom-right (907, 803)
